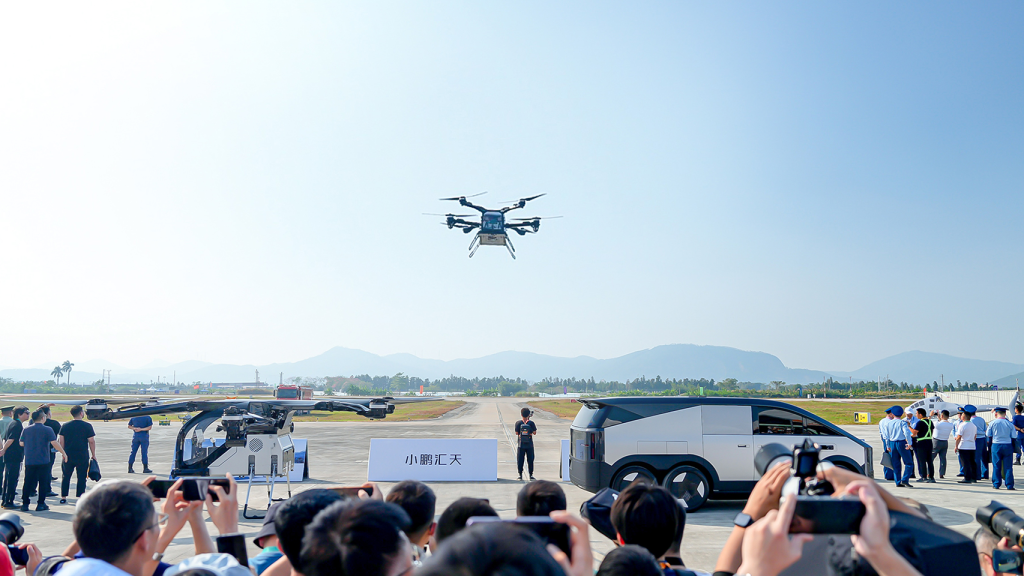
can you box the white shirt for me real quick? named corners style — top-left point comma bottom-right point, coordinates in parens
top-left (957, 421), bottom-right (977, 450)
top-left (934, 420), bottom-right (954, 442)
top-left (56, 559), bottom-right (134, 576)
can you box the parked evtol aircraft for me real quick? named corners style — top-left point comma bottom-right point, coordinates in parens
top-left (568, 397), bottom-right (872, 511)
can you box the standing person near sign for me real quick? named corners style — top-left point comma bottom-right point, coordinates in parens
top-left (127, 414), bottom-right (153, 474)
top-left (911, 408), bottom-right (935, 483)
top-left (515, 407), bottom-right (537, 481)
top-left (0, 407), bottom-right (29, 509)
top-left (879, 409), bottom-right (895, 481)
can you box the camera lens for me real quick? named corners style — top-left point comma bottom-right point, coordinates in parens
top-left (0, 513), bottom-right (24, 545)
top-left (977, 501), bottom-right (1024, 548)
top-left (755, 443), bottom-right (793, 477)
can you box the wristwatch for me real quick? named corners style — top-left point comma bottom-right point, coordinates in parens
top-left (733, 512), bottom-right (755, 528)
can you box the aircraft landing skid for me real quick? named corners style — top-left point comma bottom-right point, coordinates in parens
top-left (241, 462), bottom-right (292, 520)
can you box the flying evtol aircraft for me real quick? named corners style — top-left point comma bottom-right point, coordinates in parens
top-left (9, 395), bottom-right (439, 517)
top-left (425, 192), bottom-right (560, 259)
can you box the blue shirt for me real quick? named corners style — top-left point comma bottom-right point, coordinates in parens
top-left (987, 418), bottom-right (1015, 444)
top-left (879, 418), bottom-right (891, 442)
top-left (972, 415), bottom-right (987, 436)
top-left (250, 547), bottom-right (283, 575)
top-left (20, 422), bottom-right (56, 466)
top-left (892, 419), bottom-right (913, 443)
top-left (128, 416), bottom-right (153, 439)
top-left (1013, 415), bottom-right (1024, 437)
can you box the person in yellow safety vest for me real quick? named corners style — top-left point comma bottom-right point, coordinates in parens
top-left (911, 407), bottom-right (935, 483)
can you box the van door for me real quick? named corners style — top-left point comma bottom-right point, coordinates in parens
top-left (701, 405), bottom-right (754, 481)
top-left (752, 407), bottom-right (865, 475)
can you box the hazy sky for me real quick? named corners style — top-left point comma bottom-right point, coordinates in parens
top-left (2, 2), bottom-right (1022, 372)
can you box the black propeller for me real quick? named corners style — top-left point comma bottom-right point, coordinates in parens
top-left (423, 213), bottom-right (474, 217)
top-left (510, 216), bottom-right (562, 221)
top-left (439, 192), bottom-right (487, 201)
top-left (501, 193), bottom-right (546, 203)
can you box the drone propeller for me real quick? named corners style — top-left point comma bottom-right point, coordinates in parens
top-left (423, 213), bottom-right (474, 217)
top-left (510, 216), bottom-right (562, 221)
top-left (439, 192), bottom-right (487, 201)
top-left (501, 193), bottom-right (546, 203)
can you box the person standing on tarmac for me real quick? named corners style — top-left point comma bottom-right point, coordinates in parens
top-left (515, 407), bottom-right (538, 481)
top-left (911, 408), bottom-right (935, 483)
top-left (127, 414), bottom-right (153, 474)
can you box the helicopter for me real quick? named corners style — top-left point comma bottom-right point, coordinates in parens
top-left (426, 192), bottom-right (559, 259)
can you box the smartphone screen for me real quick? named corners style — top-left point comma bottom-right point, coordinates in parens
top-left (7, 546), bottom-right (28, 567)
top-left (790, 498), bottom-right (865, 534)
top-left (149, 478), bottom-right (231, 501)
top-left (331, 485), bottom-right (374, 498)
top-left (147, 480), bottom-right (176, 500)
top-left (465, 517), bottom-right (571, 557)
top-left (216, 533), bottom-right (249, 566)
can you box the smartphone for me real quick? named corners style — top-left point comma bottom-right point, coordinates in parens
top-left (465, 516), bottom-right (571, 557)
top-left (216, 533), bottom-right (249, 567)
top-left (992, 549), bottom-right (1024, 575)
top-left (148, 478), bottom-right (231, 501)
top-left (331, 485), bottom-right (374, 498)
top-left (789, 497), bottom-right (866, 535)
top-left (7, 546), bottom-right (28, 567)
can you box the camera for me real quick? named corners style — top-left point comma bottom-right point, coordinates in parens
top-left (977, 501), bottom-right (1024, 574)
top-left (755, 440), bottom-right (865, 534)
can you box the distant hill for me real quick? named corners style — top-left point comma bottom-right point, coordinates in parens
top-left (829, 351), bottom-right (1024, 386)
top-left (990, 371), bottom-right (1024, 389)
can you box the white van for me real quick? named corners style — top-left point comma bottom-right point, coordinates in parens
top-left (568, 397), bottom-right (872, 511)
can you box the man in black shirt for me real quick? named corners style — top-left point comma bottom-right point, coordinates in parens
top-left (912, 408), bottom-right (935, 483)
top-left (59, 405), bottom-right (97, 503)
top-left (515, 407), bottom-right (538, 481)
top-left (0, 407), bottom-right (29, 509)
top-left (42, 406), bottom-right (61, 485)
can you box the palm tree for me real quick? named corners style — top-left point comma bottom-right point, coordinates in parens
top-left (50, 366), bottom-right (64, 385)
top-left (62, 360), bottom-right (74, 385)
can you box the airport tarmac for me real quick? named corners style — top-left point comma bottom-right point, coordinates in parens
top-left (9, 397), bottom-right (1012, 572)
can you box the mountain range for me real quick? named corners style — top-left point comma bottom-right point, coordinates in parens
top-left (2, 345), bottom-right (1022, 387)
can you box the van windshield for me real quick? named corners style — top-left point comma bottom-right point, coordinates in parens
top-left (571, 404), bottom-right (640, 428)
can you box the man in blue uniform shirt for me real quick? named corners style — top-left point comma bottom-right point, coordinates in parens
top-left (879, 408), bottom-right (895, 481)
top-left (127, 415), bottom-right (153, 474)
top-left (972, 411), bottom-right (989, 480)
top-left (886, 406), bottom-right (914, 487)
top-left (987, 407), bottom-right (1015, 490)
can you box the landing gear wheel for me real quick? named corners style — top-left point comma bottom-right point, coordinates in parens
top-left (611, 465), bottom-right (657, 491)
top-left (661, 465), bottom-right (709, 512)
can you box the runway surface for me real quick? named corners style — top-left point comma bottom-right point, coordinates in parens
top-left (10, 397), bottom-right (1009, 571)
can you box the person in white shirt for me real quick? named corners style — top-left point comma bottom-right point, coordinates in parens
top-left (931, 410), bottom-right (955, 479)
top-left (955, 410), bottom-right (979, 483)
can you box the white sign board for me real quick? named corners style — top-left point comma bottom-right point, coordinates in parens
top-left (561, 439), bottom-right (571, 482)
top-left (368, 438), bottom-right (497, 482)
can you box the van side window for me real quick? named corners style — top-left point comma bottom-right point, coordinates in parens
top-left (803, 417), bottom-right (838, 436)
top-left (757, 409), bottom-right (805, 435)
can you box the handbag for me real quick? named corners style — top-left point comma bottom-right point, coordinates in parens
top-left (580, 487), bottom-right (619, 541)
top-left (88, 458), bottom-right (102, 482)
top-left (880, 450), bottom-right (893, 470)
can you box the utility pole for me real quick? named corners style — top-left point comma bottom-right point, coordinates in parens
top-left (280, 372), bottom-right (283, 386)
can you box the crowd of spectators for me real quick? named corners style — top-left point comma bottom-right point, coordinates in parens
top-left (0, 461), bottom-right (1016, 576)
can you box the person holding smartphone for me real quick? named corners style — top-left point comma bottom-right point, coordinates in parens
top-left (515, 408), bottom-right (538, 481)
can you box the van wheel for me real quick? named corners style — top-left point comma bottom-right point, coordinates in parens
top-left (662, 465), bottom-right (709, 512)
top-left (611, 466), bottom-right (657, 491)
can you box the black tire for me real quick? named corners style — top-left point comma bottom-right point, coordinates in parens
top-left (610, 465), bottom-right (657, 491)
top-left (661, 465), bottom-right (710, 512)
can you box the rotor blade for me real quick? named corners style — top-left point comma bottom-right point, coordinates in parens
top-left (501, 193), bottom-right (546, 203)
top-left (423, 213), bottom-right (474, 217)
top-left (439, 192), bottom-right (487, 201)
top-left (510, 216), bottom-right (563, 221)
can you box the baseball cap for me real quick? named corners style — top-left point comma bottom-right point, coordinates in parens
top-left (253, 501), bottom-right (283, 548)
top-left (958, 404), bottom-right (977, 414)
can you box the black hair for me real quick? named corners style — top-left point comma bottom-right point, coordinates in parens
top-left (300, 500), bottom-right (411, 576)
top-left (274, 489), bottom-right (346, 569)
top-left (31, 409), bottom-right (46, 423)
top-left (1016, 403), bottom-right (1023, 413)
top-left (669, 502), bottom-right (686, 553)
top-left (13, 407), bottom-right (28, 418)
top-left (386, 480), bottom-right (436, 536)
top-left (596, 544), bottom-right (663, 576)
top-left (516, 480), bottom-right (566, 517)
top-left (70, 405), bottom-right (84, 418)
top-left (521, 407), bottom-right (531, 418)
top-left (419, 522), bottom-right (565, 576)
top-left (73, 482), bottom-right (156, 564)
top-left (610, 481), bottom-right (680, 558)
top-left (435, 497), bottom-right (498, 544)
top-left (941, 410), bottom-right (950, 418)
top-left (916, 408), bottom-right (926, 417)
top-left (39, 405), bottom-right (51, 416)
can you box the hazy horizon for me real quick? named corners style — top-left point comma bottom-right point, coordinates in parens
top-left (2, 3), bottom-right (1022, 372)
